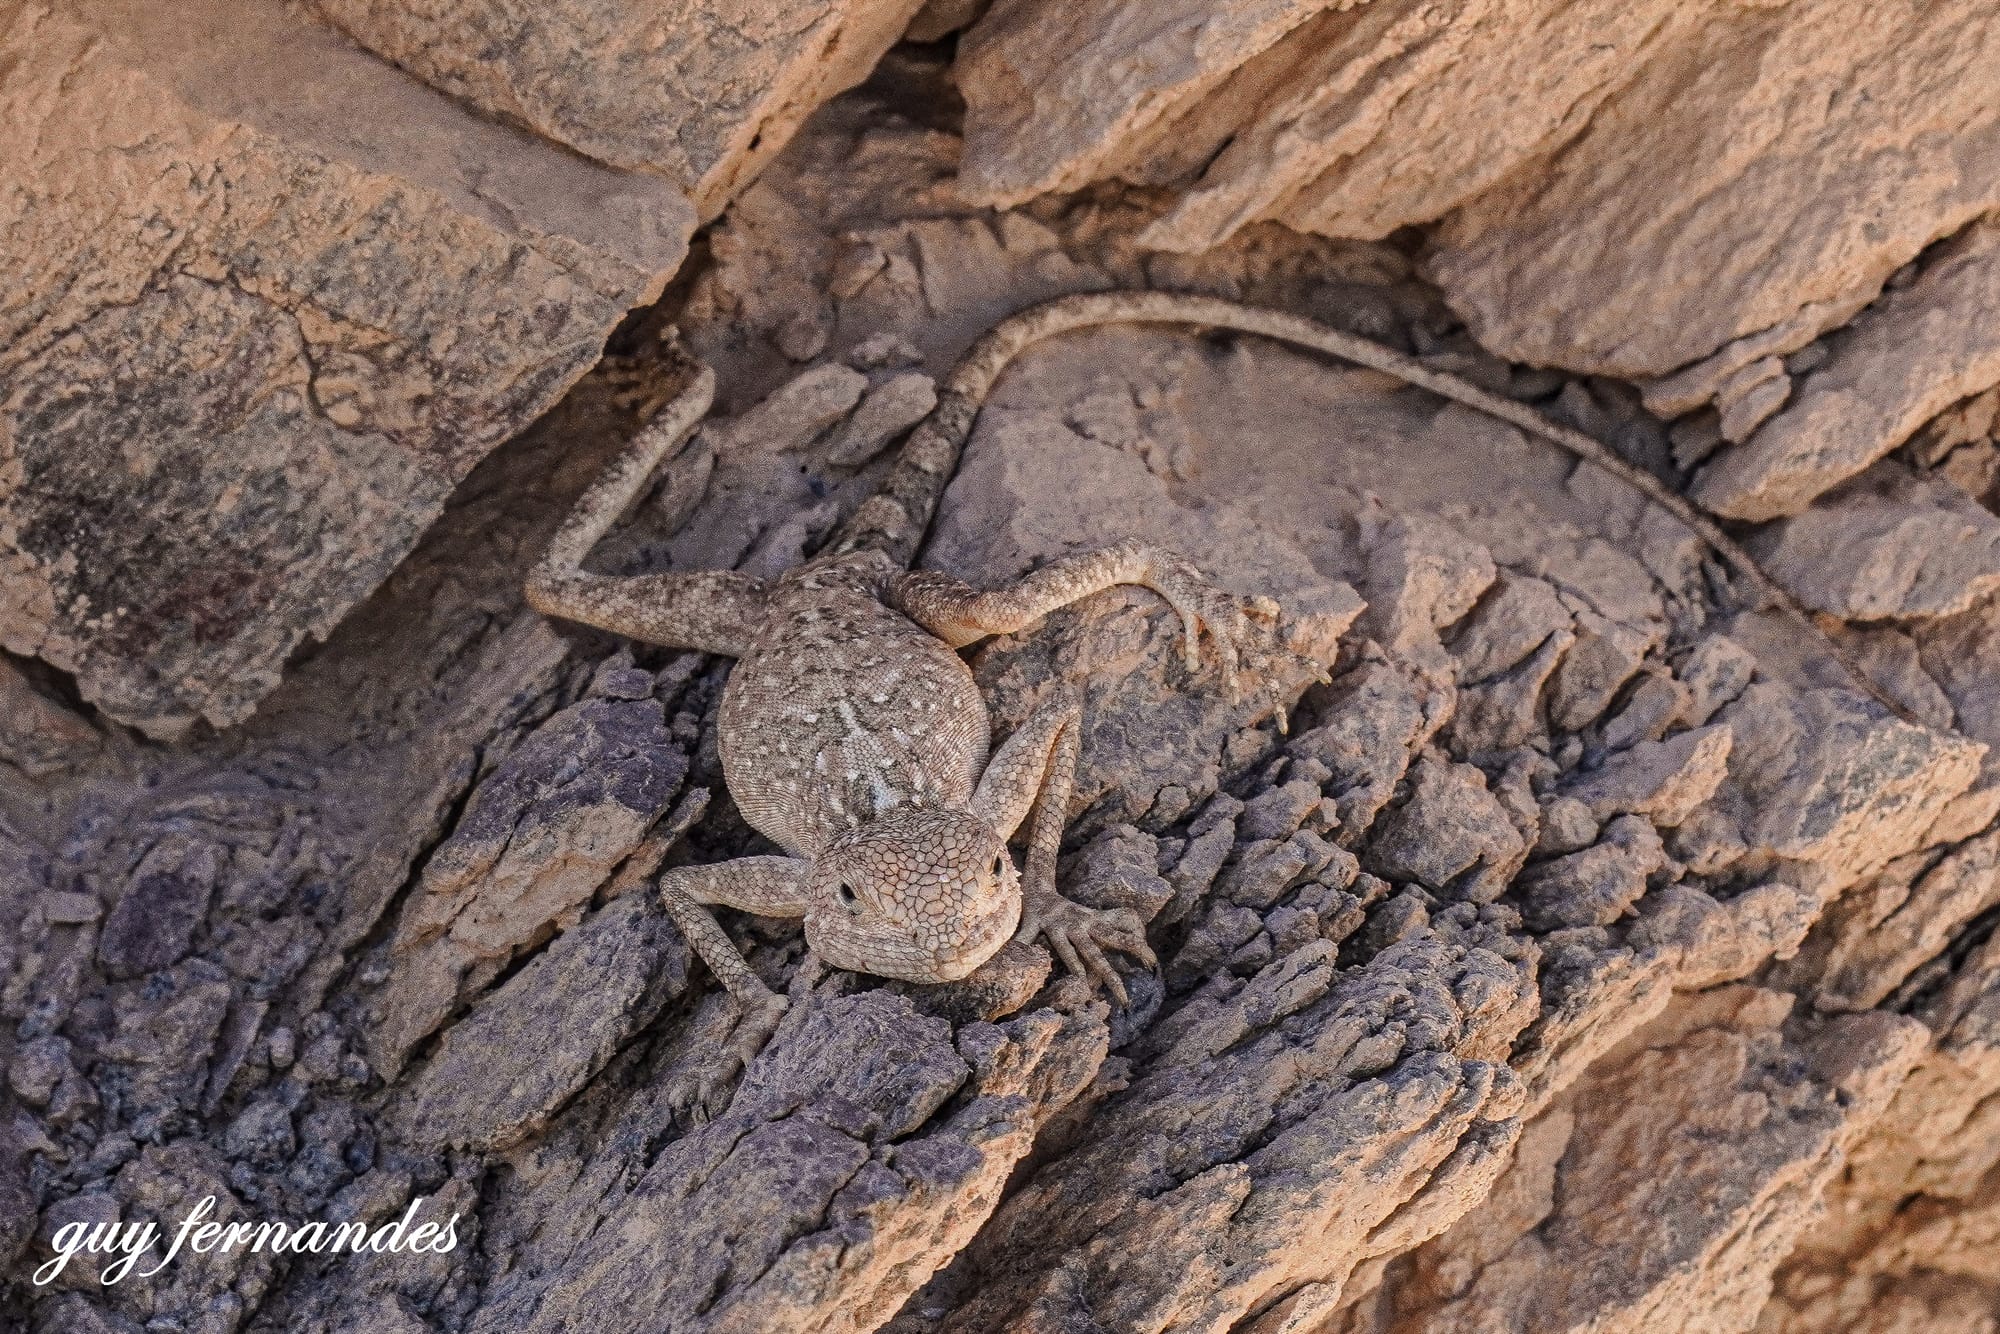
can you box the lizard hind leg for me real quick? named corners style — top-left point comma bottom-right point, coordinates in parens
top-left (523, 354), bottom-right (770, 658)
top-left (974, 688), bottom-right (1157, 1003)
top-left (656, 857), bottom-right (810, 1117)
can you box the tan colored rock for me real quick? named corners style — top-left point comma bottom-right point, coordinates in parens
top-left (367, 691), bottom-right (689, 1078)
top-left (470, 994), bottom-right (1108, 1334)
top-left (1713, 681), bottom-right (1983, 887)
top-left (1697, 222), bottom-right (2000, 520)
top-left (955, 0), bottom-right (1349, 209)
top-left (310, 0), bottom-right (929, 218)
top-left (1366, 755), bottom-right (1527, 903)
top-left (1747, 462), bottom-right (2000, 622)
top-left (957, 0), bottom-right (1691, 253)
top-left (1355, 987), bottom-right (1927, 1333)
top-left (1428, 0), bottom-right (2000, 377)
top-left (931, 924), bottom-right (1537, 1332)
top-left (0, 0), bottom-right (691, 738)
top-left (1795, 830), bottom-right (2000, 1015)
top-left (1563, 724), bottom-right (1733, 828)
top-left (389, 890), bottom-right (694, 1153)
top-left (1765, 933), bottom-right (2000, 1331)
top-left (955, 0), bottom-right (2000, 380)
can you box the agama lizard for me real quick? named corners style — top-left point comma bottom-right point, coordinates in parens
top-left (527, 289), bottom-right (1909, 1091)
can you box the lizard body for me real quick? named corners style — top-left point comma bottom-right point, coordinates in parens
top-left (527, 290), bottom-right (1906, 1101)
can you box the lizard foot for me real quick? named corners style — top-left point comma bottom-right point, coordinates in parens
top-left (1019, 895), bottom-right (1157, 1005)
top-left (666, 986), bottom-right (789, 1122)
top-left (1143, 553), bottom-right (1284, 701)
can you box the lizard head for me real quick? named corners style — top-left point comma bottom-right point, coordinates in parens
top-left (804, 807), bottom-right (1021, 983)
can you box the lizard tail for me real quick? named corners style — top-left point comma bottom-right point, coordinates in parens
top-left (826, 290), bottom-right (1914, 724)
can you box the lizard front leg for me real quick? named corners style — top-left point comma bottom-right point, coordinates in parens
top-left (890, 539), bottom-right (1280, 699)
top-left (973, 689), bottom-right (1156, 1002)
top-left (657, 857), bottom-right (810, 1114)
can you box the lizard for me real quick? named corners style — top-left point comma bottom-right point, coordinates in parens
top-left (526, 288), bottom-right (1912, 1097)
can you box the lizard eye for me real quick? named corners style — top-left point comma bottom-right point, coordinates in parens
top-left (835, 883), bottom-right (861, 914)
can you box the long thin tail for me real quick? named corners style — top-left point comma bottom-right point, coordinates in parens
top-left (826, 290), bottom-right (1912, 723)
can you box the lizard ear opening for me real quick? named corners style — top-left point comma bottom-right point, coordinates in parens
top-left (835, 882), bottom-right (862, 914)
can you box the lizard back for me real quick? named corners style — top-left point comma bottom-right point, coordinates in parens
top-left (718, 552), bottom-right (990, 858)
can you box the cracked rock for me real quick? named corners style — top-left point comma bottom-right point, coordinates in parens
top-left (1, 0), bottom-right (692, 736)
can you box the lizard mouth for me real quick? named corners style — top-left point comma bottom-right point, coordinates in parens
top-left (933, 890), bottom-right (1022, 981)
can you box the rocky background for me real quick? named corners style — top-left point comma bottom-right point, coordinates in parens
top-left (5, 1), bottom-right (2000, 1330)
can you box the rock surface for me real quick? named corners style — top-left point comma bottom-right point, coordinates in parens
top-left (11, 14), bottom-right (2000, 1334)
top-left (311, 0), bottom-right (928, 218)
top-left (1, 0), bottom-right (691, 738)
top-left (955, 0), bottom-right (2000, 382)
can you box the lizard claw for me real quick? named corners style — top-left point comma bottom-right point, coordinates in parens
top-left (666, 986), bottom-right (789, 1121)
top-left (1144, 555), bottom-right (1282, 702)
top-left (1018, 896), bottom-right (1157, 1006)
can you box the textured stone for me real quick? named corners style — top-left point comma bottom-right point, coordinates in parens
top-left (1748, 463), bottom-right (2000, 622)
top-left (1562, 724), bottom-right (1733, 828)
top-left (469, 993), bottom-right (1107, 1334)
top-left (955, 0), bottom-right (1351, 209)
top-left (311, 0), bottom-right (929, 218)
top-left (1367, 756), bottom-right (1527, 903)
top-left (955, 0), bottom-right (2000, 380)
top-left (391, 891), bottom-right (694, 1152)
top-left (1515, 814), bottom-right (1663, 932)
top-left (367, 692), bottom-right (689, 1076)
top-left (1699, 223), bottom-right (2000, 520)
top-left (1359, 987), bottom-right (1927, 1333)
top-left (1427, 1), bottom-right (2000, 378)
top-left (1766, 932), bottom-right (2000, 1332)
top-left (19, 57), bottom-right (2000, 1334)
top-left (0, 0), bottom-right (691, 738)
top-left (1792, 831), bottom-right (2000, 1015)
top-left (1714, 681), bottom-right (1983, 886)
top-left (926, 925), bottom-right (1537, 1333)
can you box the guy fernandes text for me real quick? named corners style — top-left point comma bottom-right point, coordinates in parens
top-left (35, 1194), bottom-right (461, 1286)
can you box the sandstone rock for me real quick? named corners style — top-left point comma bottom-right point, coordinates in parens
top-left (1792, 831), bottom-right (2000, 1015)
top-left (955, 0), bottom-right (1350, 209)
top-left (1, 0), bottom-right (691, 738)
top-left (920, 924), bottom-right (1537, 1332)
top-left (827, 372), bottom-right (940, 468)
top-left (1697, 222), bottom-right (2000, 521)
top-left (1366, 755), bottom-right (1528, 903)
top-left (311, 0), bottom-right (929, 218)
top-left (390, 890), bottom-right (694, 1152)
top-left (19, 52), bottom-right (2000, 1334)
top-left (1357, 987), bottom-right (1927, 1332)
top-left (1766, 932), bottom-right (2000, 1331)
top-left (1713, 681), bottom-right (1983, 886)
top-left (1447, 575), bottom-right (1572, 684)
top-left (1427, 1), bottom-right (2000, 377)
top-left (1750, 462), bottom-right (2000, 622)
top-left (1544, 608), bottom-right (1655, 734)
top-left (1515, 815), bottom-right (1663, 932)
top-left (955, 0), bottom-right (2000, 381)
top-left (1290, 658), bottom-right (1447, 846)
top-left (1562, 723), bottom-right (1733, 828)
top-left (1355, 516), bottom-right (1497, 664)
top-left (469, 993), bottom-right (1107, 1334)
top-left (1677, 635), bottom-right (1758, 728)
